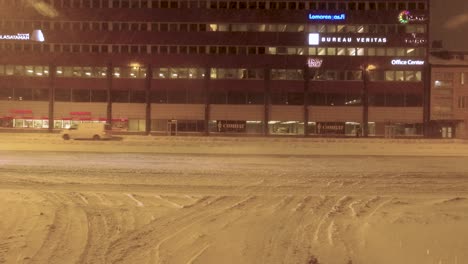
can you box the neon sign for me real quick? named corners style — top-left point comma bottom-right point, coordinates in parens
top-left (307, 58), bottom-right (323, 68)
top-left (308, 34), bottom-right (387, 45)
top-left (308, 13), bottom-right (346, 21)
top-left (0, 30), bottom-right (45, 42)
top-left (398, 10), bottom-right (427, 24)
top-left (391, 59), bottom-right (425, 66)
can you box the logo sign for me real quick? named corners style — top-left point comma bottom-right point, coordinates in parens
top-left (316, 122), bottom-right (346, 135)
top-left (307, 58), bottom-right (323, 68)
top-left (398, 10), bottom-right (427, 24)
top-left (391, 59), bottom-right (425, 66)
top-left (404, 37), bottom-right (427, 45)
top-left (308, 13), bottom-right (346, 21)
top-left (308, 33), bottom-right (387, 45)
top-left (217, 120), bottom-right (246, 133)
top-left (0, 30), bottom-right (45, 42)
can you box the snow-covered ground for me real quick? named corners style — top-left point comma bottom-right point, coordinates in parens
top-left (0, 134), bottom-right (467, 264)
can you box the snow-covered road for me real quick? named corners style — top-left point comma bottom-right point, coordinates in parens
top-left (0, 134), bottom-right (468, 264)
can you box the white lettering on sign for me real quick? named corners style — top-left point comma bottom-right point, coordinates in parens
top-left (0, 33), bottom-right (30, 40)
top-left (391, 59), bottom-right (425, 66)
top-left (308, 34), bottom-right (387, 45)
top-left (307, 58), bottom-right (323, 68)
top-left (308, 13), bottom-right (346, 21)
top-left (0, 30), bottom-right (45, 42)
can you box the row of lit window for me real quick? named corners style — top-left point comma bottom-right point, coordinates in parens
top-left (0, 65), bottom-right (422, 82)
top-left (0, 43), bottom-right (426, 57)
top-left (0, 20), bottom-right (427, 34)
top-left (1, 0), bottom-right (427, 11)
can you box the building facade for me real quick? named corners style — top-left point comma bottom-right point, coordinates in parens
top-left (429, 51), bottom-right (468, 139)
top-left (0, 0), bottom-right (429, 136)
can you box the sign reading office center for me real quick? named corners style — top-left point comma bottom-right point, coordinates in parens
top-left (0, 30), bottom-right (45, 42)
top-left (391, 59), bottom-right (425, 66)
top-left (308, 33), bottom-right (387, 46)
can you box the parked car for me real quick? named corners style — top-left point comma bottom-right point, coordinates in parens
top-left (61, 123), bottom-right (112, 140)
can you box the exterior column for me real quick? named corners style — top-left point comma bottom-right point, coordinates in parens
top-left (422, 63), bottom-right (431, 137)
top-left (303, 65), bottom-right (310, 137)
top-left (145, 64), bottom-right (152, 135)
top-left (48, 64), bottom-right (56, 133)
top-left (106, 62), bottom-right (113, 127)
top-left (361, 68), bottom-right (369, 137)
top-left (263, 68), bottom-right (270, 136)
top-left (204, 67), bottom-right (210, 136)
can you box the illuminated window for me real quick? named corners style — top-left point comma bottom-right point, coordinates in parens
top-left (337, 48), bottom-right (346, 56)
top-left (385, 71), bottom-right (395, 81)
top-left (327, 48), bottom-right (336, 56)
top-left (307, 48), bottom-right (316, 55)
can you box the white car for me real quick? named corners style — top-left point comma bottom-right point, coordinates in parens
top-left (61, 123), bottom-right (112, 140)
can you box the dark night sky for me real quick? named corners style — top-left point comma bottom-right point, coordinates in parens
top-left (431, 0), bottom-right (468, 50)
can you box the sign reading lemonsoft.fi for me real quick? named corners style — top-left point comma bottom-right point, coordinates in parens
top-left (308, 33), bottom-right (387, 45)
top-left (308, 13), bottom-right (346, 21)
top-left (391, 59), bottom-right (425, 66)
top-left (0, 30), bottom-right (45, 42)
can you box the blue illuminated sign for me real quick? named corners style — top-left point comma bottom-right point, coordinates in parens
top-left (308, 14), bottom-right (346, 21)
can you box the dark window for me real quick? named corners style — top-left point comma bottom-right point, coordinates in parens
top-left (318, 2), bottom-right (326, 10)
top-left (227, 91), bottom-right (246, 104)
top-left (358, 2), bottom-right (365, 10)
top-left (112, 90), bottom-right (129, 102)
top-left (55, 88), bottom-right (71, 101)
top-left (0, 87), bottom-right (13, 100)
top-left (408, 2), bottom-right (416, 10)
top-left (311, 93), bottom-right (327, 106)
top-left (129, 90), bottom-right (146, 103)
top-left (247, 92), bottom-right (264, 104)
top-left (369, 2), bottom-right (376, 10)
top-left (405, 94), bottom-right (423, 106)
top-left (72, 89), bottom-right (90, 102)
top-left (386, 94), bottom-right (405, 106)
top-left (187, 87), bottom-right (204, 103)
top-left (32, 89), bottom-right (49, 101)
top-left (287, 92), bottom-right (304, 105)
top-left (377, 2), bottom-right (386, 10)
top-left (398, 2), bottom-right (406, 10)
top-left (229, 1), bottom-right (237, 8)
top-left (210, 89), bottom-right (227, 104)
top-left (328, 2), bottom-right (337, 10)
top-left (91, 90), bottom-right (107, 102)
top-left (418, 2), bottom-right (426, 10)
top-left (369, 94), bottom-right (385, 106)
top-left (167, 88), bottom-right (187, 103)
top-left (15, 88), bottom-right (33, 101)
top-left (151, 88), bottom-right (167, 103)
top-left (326, 93), bottom-right (346, 106)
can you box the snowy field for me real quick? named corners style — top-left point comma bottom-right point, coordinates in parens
top-left (1, 133), bottom-right (468, 264)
